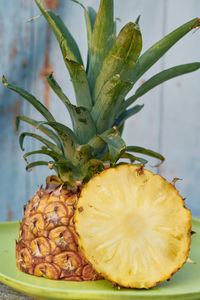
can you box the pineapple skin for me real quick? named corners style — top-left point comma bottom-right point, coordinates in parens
top-left (16, 176), bottom-right (101, 281)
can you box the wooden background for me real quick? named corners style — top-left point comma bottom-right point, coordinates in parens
top-left (0, 0), bottom-right (200, 222)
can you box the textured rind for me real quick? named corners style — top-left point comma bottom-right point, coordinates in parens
top-left (74, 164), bottom-right (192, 289)
top-left (16, 177), bottom-right (102, 281)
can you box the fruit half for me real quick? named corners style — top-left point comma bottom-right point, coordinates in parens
top-left (75, 165), bottom-right (191, 288)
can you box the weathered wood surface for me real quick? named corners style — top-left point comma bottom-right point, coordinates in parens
top-left (0, 0), bottom-right (200, 223)
top-left (0, 283), bottom-right (33, 299)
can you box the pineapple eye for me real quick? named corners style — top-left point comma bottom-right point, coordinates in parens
top-left (26, 213), bottom-right (45, 235)
top-left (31, 237), bottom-right (51, 257)
top-left (34, 263), bottom-right (61, 280)
top-left (16, 248), bottom-right (33, 274)
top-left (53, 251), bottom-right (82, 271)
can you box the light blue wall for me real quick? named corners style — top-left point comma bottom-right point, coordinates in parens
top-left (0, 0), bottom-right (200, 221)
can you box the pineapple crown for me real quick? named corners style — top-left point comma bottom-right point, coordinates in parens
top-left (2, 0), bottom-right (200, 186)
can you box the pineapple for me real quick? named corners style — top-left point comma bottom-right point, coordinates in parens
top-left (2, 0), bottom-right (200, 287)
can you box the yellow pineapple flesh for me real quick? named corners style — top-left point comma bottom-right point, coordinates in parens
top-left (75, 165), bottom-right (191, 288)
top-left (16, 177), bottom-right (101, 281)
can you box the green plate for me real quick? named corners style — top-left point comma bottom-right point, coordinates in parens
top-left (0, 219), bottom-right (200, 300)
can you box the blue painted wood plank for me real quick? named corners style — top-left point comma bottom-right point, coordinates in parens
top-left (159, 0), bottom-right (200, 217)
top-left (0, 0), bottom-right (52, 221)
top-left (0, 0), bottom-right (35, 221)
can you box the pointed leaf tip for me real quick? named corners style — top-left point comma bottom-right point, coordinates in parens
top-left (25, 160), bottom-right (49, 171)
top-left (2, 75), bottom-right (8, 86)
top-left (130, 17), bottom-right (200, 85)
top-left (135, 15), bottom-right (141, 25)
top-left (70, 0), bottom-right (85, 9)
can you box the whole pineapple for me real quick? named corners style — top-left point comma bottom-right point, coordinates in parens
top-left (3, 0), bottom-right (200, 288)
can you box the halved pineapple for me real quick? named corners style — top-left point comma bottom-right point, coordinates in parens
top-left (75, 165), bottom-right (191, 289)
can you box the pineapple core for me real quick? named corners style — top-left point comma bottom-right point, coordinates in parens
top-left (75, 165), bottom-right (191, 289)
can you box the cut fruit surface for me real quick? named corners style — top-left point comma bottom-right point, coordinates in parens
top-left (75, 165), bottom-right (191, 289)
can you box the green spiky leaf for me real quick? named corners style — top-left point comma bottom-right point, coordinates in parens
top-left (35, 1), bottom-right (92, 109)
top-left (123, 62), bottom-right (200, 109)
top-left (64, 58), bottom-right (93, 110)
top-left (44, 121), bottom-right (78, 162)
top-left (26, 161), bottom-right (50, 171)
top-left (114, 104), bottom-right (144, 127)
top-left (3, 77), bottom-right (55, 122)
top-left (84, 8), bottom-right (93, 70)
top-left (19, 132), bottom-right (62, 154)
top-left (67, 2), bottom-right (97, 72)
top-left (16, 116), bottom-right (61, 147)
top-left (46, 74), bottom-right (96, 144)
top-left (87, 6), bottom-right (97, 29)
top-left (118, 122), bottom-right (125, 136)
top-left (122, 152), bottom-right (148, 164)
top-left (129, 18), bottom-right (200, 85)
top-left (49, 10), bottom-right (83, 64)
top-left (126, 146), bottom-right (165, 163)
top-left (135, 15), bottom-right (141, 25)
top-left (84, 7), bottom-right (97, 72)
top-left (24, 150), bottom-right (74, 179)
top-left (84, 7), bottom-right (97, 70)
top-left (24, 149), bottom-right (65, 163)
top-left (35, 0), bottom-right (82, 63)
top-left (99, 128), bottom-right (126, 162)
top-left (87, 0), bottom-right (114, 91)
top-left (92, 74), bottom-right (132, 133)
top-left (94, 22), bottom-right (142, 101)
